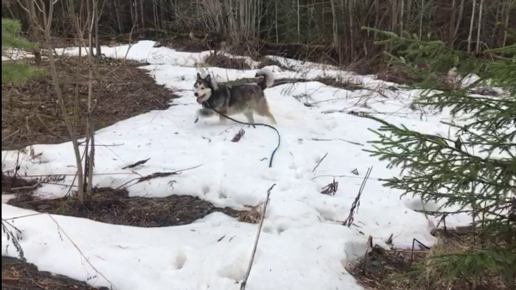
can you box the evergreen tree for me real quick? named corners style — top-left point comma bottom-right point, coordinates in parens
top-left (363, 27), bottom-right (516, 288)
top-left (2, 18), bottom-right (42, 84)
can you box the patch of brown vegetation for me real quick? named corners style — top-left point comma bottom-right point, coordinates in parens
top-left (1, 174), bottom-right (41, 195)
top-left (7, 187), bottom-right (242, 227)
top-left (161, 36), bottom-right (208, 52)
top-left (315, 77), bottom-right (364, 91)
top-left (2, 256), bottom-right (108, 290)
top-left (376, 64), bottom-right (460, 90)
top-left (255, 56), bottom-right (293, 71)
top-left (347, 228), bottom-right (510, 290)
top-left (238, 203), bottom-right (263, 224)
top-left (1, 56), bottom-right (176, 148)
top-left (376, 65), bottom-right (422, 85)
top-left (203, 54), bottom-right (251, 70)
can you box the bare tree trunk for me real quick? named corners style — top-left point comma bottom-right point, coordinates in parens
top-left (330, 0), bottom-right (344, 65)
top-left (467, 0), bottom-right (477, 52)
top-left (140, 0), bottom-right (145, 28)
top-left (85, 0), bottom-right (96, 196)
top-left (348, 0), bottom-right (355, 60)
top-left (406, 0), bottom-right (412, 28)
top-left (475, 0), bottom-right (484, 52)
top-left (297, 0), bottom-right (301, 42)
top-left (19, 0), bottom-right (42, 65)
top-left (449, 0), bottom-right (456, 44)
top-left (391, 0), bottom-right (398, 33)
top-left (400, 0), bottom-right (405, 34)
top-left (453, 0), bottom-right (465, 47)
top-left (37, 0), bottom-right (86, 201)
top-left (374, 0), bottom-right (380, 39)
top-left (95, 0), bottom-right (101, 57)
top-left (419, 0), bottom-right (424, 38)
top-left (275, 0), bottom-right (279, 43)
top-left (502, 0), bottom-right (511, 46)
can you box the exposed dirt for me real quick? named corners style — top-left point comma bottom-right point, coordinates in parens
top-left (2, 256), bottom-right (109, 290)
top-left (1, 56), bottom-right (177, 149)
top-left (7, 187), bottom-right (243, 227)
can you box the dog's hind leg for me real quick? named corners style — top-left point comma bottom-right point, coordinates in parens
top-left (219, 114), bottom-right (227, 124)
top-left (243, 111), bottom-right (255, 124)
top-left (255, 98), bottom-right (277, 125)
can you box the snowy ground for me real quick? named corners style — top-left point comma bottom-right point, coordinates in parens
top-left (2, 41), bottom-right (472, 290)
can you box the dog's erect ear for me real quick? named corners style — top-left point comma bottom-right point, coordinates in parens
top-left (196, 73), bottom-right (202, 80)
top-left (205, 74), bottom-right (212, 83)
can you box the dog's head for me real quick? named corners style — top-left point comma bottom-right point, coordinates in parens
top-left (193, 73), bottom-right (214, 104)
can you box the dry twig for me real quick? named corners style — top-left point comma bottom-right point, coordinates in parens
top-left (312, 152), bottom-right (328, 172)
top-left (231, 129), bottom-right (246, 142)
top-left (115, 165), bottom-right (202, 190)
top-left (320, 178), bottom-right (338, 196)
top-left (46, 214), bottom-right (117, 289)
top-left (343, 166), bottom-right (373, 227)
top-left (240, 184), bottom-right (276, 290)
top-left (121, 158), bottom-right (150, 169)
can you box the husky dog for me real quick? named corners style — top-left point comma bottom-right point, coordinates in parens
top-left (193, 68), bottom-right (277, 125)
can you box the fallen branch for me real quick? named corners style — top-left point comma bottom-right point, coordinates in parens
top-left (221, 77), bottom-right (314, 88)
top-left (121, 158), bottom-right (150, 170)
top-left (312, 153), bottom-right (328, 172)
top-left (320, 178), bottom-right (338, 196)
top-left (361, 236), bottom-right (373, 274)
top-left (1, 219), bottom-right (25, 262)
top-left (231, 129), bottom-right (246, 142)
top-left (1, 130), bottom-right (20, 142)
top-left (343, 167), bottom-right (373, 227)
top-left (10, 181), bottom-right (41, 192)
top-left (312, 174), bottom-right (381, 181)
top-left (115, 165), bottom-right (202, 190)
top-left (79, 143), bottom-right (124, 147)
top-left (307, 138), bottom-right (364, 147)
top-left (221, 77), bottom-right (391, 98)
top-left (240, 184), bottom-right (276, 290)
top-left (13, 172), bottom-right (142, 178)
top-left (221, 76), bottom-right (362, 91)
top-left (410, 238), bottom-right (431, 263)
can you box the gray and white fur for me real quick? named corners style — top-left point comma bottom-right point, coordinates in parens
top-left (193, 68), bottom-right (277, 125)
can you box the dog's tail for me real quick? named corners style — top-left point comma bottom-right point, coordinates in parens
top-left (255, 68), bottom-right (274, 90)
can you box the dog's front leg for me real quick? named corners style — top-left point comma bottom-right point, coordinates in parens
top-left (219, 114), bottom-right (228, 124)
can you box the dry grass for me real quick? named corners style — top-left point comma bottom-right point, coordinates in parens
top-left (1, 174), bottom-right (41, 195)
top-left (347, 228), bottom-right (512, 290)
top-left (238, 203), bottom-right (263, 224)
top-left (315, 76), bottom-right (364, 91)
top-left (376, 65), bottom-right (422, 85)
top-left (255, 57), bottom-right (294, 71)
top-left (203, 54), bottom-right (251, 70)
top-left (2, 256), bottom-right (108, 290)
top-left (8, 187), bottom-right (242, 227)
